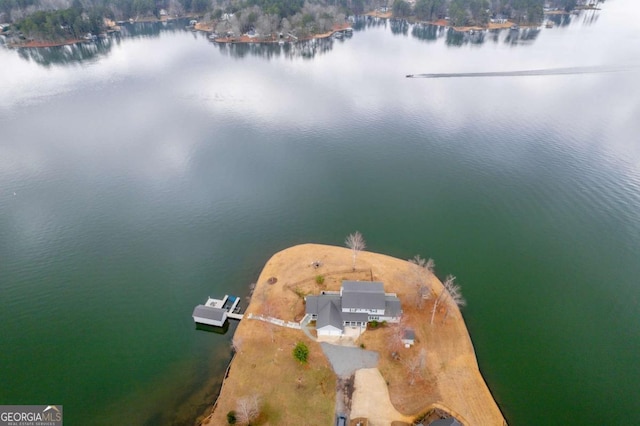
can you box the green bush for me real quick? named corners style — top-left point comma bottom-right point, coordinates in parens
top-left (315, 275), bottom-right (325, 285)
top-left (293, 342), bottom-right (309, 364)
top-left (226, 410), bottom-right (237, 424)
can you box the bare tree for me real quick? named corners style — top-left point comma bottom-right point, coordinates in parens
top-left (418, 348), bottom-right (427, 370)
top-left (430, 275), bottom-right (466, 325)
top-left (409, 255), bottom-right (435, 308)
top-left (442, 277), bottom-right (466, 323)
top-left (232, 335), bottom-right (244, 353)
top-left (215, 20), bottom-right (228, 35)
top-left (236, 394), bottom-right (260, 425)
top-left (255, 14), bottom-right (272, 38)
top-left (281, 18), bottom-right (292, 34)
top-left (387, 322), bottom-right (406, 356)
top-left (404, 355), bottom-right (421, 386)
top-left (345, 231), bottom-right (366, 271)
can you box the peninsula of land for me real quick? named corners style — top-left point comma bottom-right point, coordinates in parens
top-left (199, 244), bottom-right (506, 426)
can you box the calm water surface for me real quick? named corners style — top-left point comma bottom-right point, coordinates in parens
top-left (1, 1), bottom-right (639, 425)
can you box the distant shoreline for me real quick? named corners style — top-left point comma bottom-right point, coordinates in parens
top-left (8, 38), bottom-right (86, 48)
top-left (5, 9), bottom-right (573, 49)
top-left (206, 22), bottom-right (352, 44)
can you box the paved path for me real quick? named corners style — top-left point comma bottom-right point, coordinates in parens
top-left (351, 368), bottom-right (413, 426)
top-left (299, 314), bottom-right (316, 341)
top-left (320, 343), bottom-right (379, 378)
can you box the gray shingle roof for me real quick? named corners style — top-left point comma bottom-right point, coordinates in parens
top-left (403, 328), bottom-right (416, 341)
top-left (341, 281), bottom-right (385, 311)
top-left (306, 281), bottom-right (402, 333)
top-left (385, 296), bottom-right (402, 317)
top-left (318, 298), bottom-right (343, 330)
top-left (341, 311), bottom-right (370, 323)
top-left (192, 305), bottom-right (226, 322)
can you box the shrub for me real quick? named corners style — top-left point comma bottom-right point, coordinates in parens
top-left (315, 274), bottom-right (325, 285)
top-left (226, 410), bottom-right (237, 424)
top-left (293, 342), bottom-right (309, 364)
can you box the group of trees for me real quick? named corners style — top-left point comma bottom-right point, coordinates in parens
top-left (408, 253), bottom-right (466, 325)
top-left (2, 0), bottom-right (590, 42)
top-left (392, 0), bottom-right (584, 26)
top-left (14, 3), bottom-right (103, 40)
top-left (213, 3), bottom-right (348, 39)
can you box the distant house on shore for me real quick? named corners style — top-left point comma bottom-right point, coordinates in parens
top-left (305, 281), bottom-right (402, 337)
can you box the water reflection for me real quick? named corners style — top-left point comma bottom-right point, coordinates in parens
top-left (412, 23), bottom-right (442, 43)
top-left (547, 13), bottom-right (572, 27)
top-left (15, 39), bottom-right (114, 67)
top-left (445, 27), bottom-right (486, 46)
top-left (361, 15), bottom-right (389, 30)
top-left (390, 19), bottom-right (410, 36)
top-left (6, 19), bottom-right (191, 67)
top-left (212, 37), bottom-right (335, 60)
top-left (501, 27), bottom-right (541, 45)
top-left (4, 7), bottom-right (604, 66)
top-left (117, 19), bottom-right (188, 39)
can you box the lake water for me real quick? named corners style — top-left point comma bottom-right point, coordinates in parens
top-left (1, 1), bottom-right (639, 425)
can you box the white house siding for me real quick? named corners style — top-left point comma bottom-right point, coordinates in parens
top-left (317, 325), bottom-right (343, 336)
top-left (193, 315), bottom-right (226, 327)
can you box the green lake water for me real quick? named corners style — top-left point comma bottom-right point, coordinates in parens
top-left (1, 1), bottom-right (639, 424)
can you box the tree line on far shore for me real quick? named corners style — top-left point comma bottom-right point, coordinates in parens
top-left (2, 0), bottom-right (588, 41)
top-left (393, 0), bottom-right (588, 26)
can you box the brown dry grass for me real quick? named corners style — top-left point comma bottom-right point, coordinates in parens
top-left (203, 244), bottom-right (506, 426)
top-left (203, 323), bottom-right (335, 426)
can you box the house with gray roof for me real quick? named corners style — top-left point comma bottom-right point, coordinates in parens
top-left (305, 281), bottom-right (402, 337)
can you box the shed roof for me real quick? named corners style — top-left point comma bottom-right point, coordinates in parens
top-left (192, 305), bottom-right (226, 322)
top-left (403, 328), bottom-right (416, 341)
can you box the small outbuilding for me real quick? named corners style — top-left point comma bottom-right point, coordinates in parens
top-left (402, 328), bottom-right (416, 348)
top-left (192, 305), bottom-right (227, 327)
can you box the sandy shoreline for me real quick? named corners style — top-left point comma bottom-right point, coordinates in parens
top-left (200, 243), bottom-right (506, 425)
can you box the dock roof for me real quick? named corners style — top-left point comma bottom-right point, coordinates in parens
top-left (193, 305), bottom-right (227, 322)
